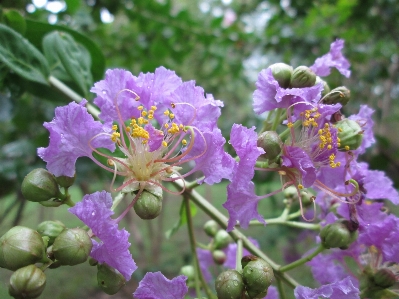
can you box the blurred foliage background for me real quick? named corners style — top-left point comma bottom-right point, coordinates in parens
top-left (0, 0), bottom-right (398, 298)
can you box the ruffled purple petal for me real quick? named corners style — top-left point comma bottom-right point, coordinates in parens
top-left (310, 39), bottom-right (351, 78)
top-left (145, 124), bottom-right (164, 152)
top-left (133, 272), bottom-right (188, 299)
top-left (294, 276), bottom-right (360, 299)
top-left (37, 101), bottom-right (115, 177)
top-left (264, 286), bottom-right (279, 299)
top-left (197, 248), bottom-right (214, 282)
top-left (69, 191), bottom-right (137, 280)
top-left (282, 146), bottom-right (316, 188)
top-left (348, 105), bottom-right (375, 155)
top-left (307, 254), bottom-right (349, 285)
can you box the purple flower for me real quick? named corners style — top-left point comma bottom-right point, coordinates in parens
top-left (37, 100), bottom-right (115, 177)
top-left (224, 124), bottom-right (266, 231)
top-left (264, 286), bottom-right (279, 299)
top-left (133, 272), bottom-right (188, 299)
top-left (307, 253), bottom-right (349, 285)
top-left (348, 105), bottom-right (375, 155)
top-left (310, 39), bottom-right (351, 78)
top-left (282, 146), bottom-right (316, 188)
top-left (294, 276), bottom-right (360, 299)
top-left (69, 191), bottom-right (137, 280)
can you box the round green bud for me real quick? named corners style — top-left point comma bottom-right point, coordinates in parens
top-left (180, 265), bottom-right (195, 281)
top-left (0, 226), bottom-right (46, 271)
top-left (9, 265), bottom-right (46, 299)
top-left (215, 269), bottom-right (245, 299)
top-left (37, 220), bottom-right (66, 246)
top-left (320, 220), bottom-right (357, 249)
top-left (242, 257), bottom-right (274, 299)
top-left (283, 186), bottom-right (298, 200)
top-left (373, 268), bottom-right (396, 289)
top-left (52, 228), bottom-right (92, 266)
top-left (21, 169), bottom-right (61, 202)
top-left (55, 174), bottom-right (76, 188)
top-left (203, 220), bottom-right (219, 237)
top-left (290, 66), bottom-right (316, 88)
top-left (257, 131), bottom-right (282, 161)
top-left (97, 264), bottom-right (126, 295)
top-left (212, 250), bottom-right (227, 265)
top-left (269, 63), bottom-right (293, 88)
top-left (322, 86), bottom-right (351, 106)
top-left (133, 190), bottom-right (162, 220)
top-left (335, 119), bottom-right (363, 151)
top-left (213, 230), bottom-right (232, 250)
top-left (316, 76), bottom-right (331, 97)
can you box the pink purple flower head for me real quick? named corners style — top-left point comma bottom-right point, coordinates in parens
top-left (69, 191), bottom-right (137, 280)
top-left (310, 39), bottom-right (351, 78)
top-left (133, 272), bottom-right (188, 299)
top-left (294, 276), bottom-right (360, 299)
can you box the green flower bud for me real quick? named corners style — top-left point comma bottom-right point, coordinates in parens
top-left (203, 220), bottom-right (219, 237)
top-left (213, 230), bottom-right (232, 250)
top-left (212, 250), bottom-right (227, 265)
top-left (269, 63), bottom-right (293, 88)
top-left (283, 186), bottom-right (298, 200)
top-left (215, 269), bottom-right (245, 299)
top-left (320, 220), bottom-right (357, 249)
top-left (133, 190), bottom-right (162, 220)
top-left (37, 221), bottom-right (66, 246)
top-left (316, 76), bottom-right (330, 97)
top-left (21, 169), bottom-right (61, 202)
top-left (335, 119), bottom-right (363, 151)
top-left (0, 226), bottom-right (46, 271)
top-left (373, 268), bottom-right (396, 289)
top-left (9, 265), bottom-right (46, 299)
top-left (55, 174), bottom-right (76, 188)
top-left (180, 265), bottom-right (195, 281)
top-left (241, 255), bottom-right (258, 269)
top-left (257, 131), bottom-right (282, 161)
top-left (52, 228), bottom-right (92, 265)
top-left (322, 86), bottom-right (351, 106)
top-left (89, 257), bottom-right (98, 266)
top-left (97, 264), bottom-right (126, 295)
top-left (290, 66), bottom-right (316, 88)
top-left (242, 257), bottom-right (274, 299)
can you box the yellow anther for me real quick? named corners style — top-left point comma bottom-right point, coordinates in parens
top-left (182, 140), bottom-right (187, 145)
top-left (137, 106), bottom-right (144, 111)
top-left (327, 144), bottom-right (332, 150)
top-left (151, 105), bottom-right (157, 110)
top-left (164, 123), bottom-right (169, 128)
top-left (112, 124), bottom-right (118, 131)
top-left (107, 159), bottom-right (115, 166)
top-left (141, 111), bottom-right (147, 117)
top-left (148, 114), bottom-right (154, 120)
top-left (298, 184), bottom-right (304, 190)
top-left (162, 141), bottom-right (168, 147)
top-left (287, 122), bottom-right (294, 128)
top-left (169, 113), bottom-right (175, 119)
top-left (164, 110), bottom-right (170, 116)
top-left (345, 145), bottom-right (350, 151)
top-left (338, 128), bottom-right (343, 132)
top-left (126, 127), bottom-right (131, 132)
top-left (138, 117), bottom-right (144, 125)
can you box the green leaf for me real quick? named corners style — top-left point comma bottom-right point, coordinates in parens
top-left (43, 31), bottom-right (92, 96)
top-left (165, 200), bottom-right (197, 239)
top-left (25, 20), bottom-right (105, 81)
top-left (4, 10), bottom-right (26, 35)
top-left (0, 24), bottom-right (49, 85)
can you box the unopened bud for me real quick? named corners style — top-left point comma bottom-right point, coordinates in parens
top-left (283, 186), bottom-right (298, 200)
top-left (180, 265), bottom-right (195, 281)
top-left (97, 264), bottom-right (126, 295)
top-left (9, 265), bottom-right (46, 299)
top-left (269, 63), bottom-right (293, 88)
top-left (215, 269), bottom-right (244, 299)
top-left (257, 131), bottom-right (282, 161)
top-left (52, 228), bottom-right (92, 265)
top-left (373, 268), bottom-right (396, 289)
top-left (55, 174), bottom-right (76, 188)
top-left (320, 220), bottom-right (357, 249)
top-left (21, 169), bottom-right (61, 202)
top-left (0, 226), bottom-right (46, 271)
top-left (213, 230), bottom-right (232, 250)
top-left (322, 86), bottom-right (350, 106)
top-left (242, 256), bottom-right (274, 299)
top-left (37, 221), bottom-right (65, 246)
top-left (290, 66), bottom-right (316, 88)
top-left (203, 220), bottom-right (219, 237)
top-left (335, 119), bottom-right (363, 151)
top-left (133, 190), bottom-right (162, 220)
top-left (212, 250), bottom-right (227, 265)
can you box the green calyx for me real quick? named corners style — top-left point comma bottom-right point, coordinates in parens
top-left (9, 265), bottom-right (46, 299)
top-left (97, 264), bottom-right (126, 295)
top-left (373, 268), bottom-right (397, 289)
top-left (133, 190), bottom-right (163, 220)
top-left (36, 220), bottom-right (66, 246)
top-left (215, 269), bottom-right (245, 299)
top-left (320, 220), bottom-right (358, 249)
top-left (0, 226), bottom-right (46, 271)
top-left (242, 256), bottom-right (274, 299)
top-left (290, 66), bottom-right (316, 88)
top-left (21, 168), bottom-right (61, 202)
top-left (269, 63), bottom-right (293, 88)
top-left (55, 174), bottom-right (76, 188)
top-left (335, 119), bottom-right (363, 151)
top-left (212, 250), bottom-right (227, 265)
top-left (52, 228), bottom-right (92, 266)
top-left (257, 131), bottom-right (282, 161)
top-left (203, 220), bottom-right (219, 237)
top-left (213, 230), bottom-right (232, 250)
top-left (322, 86), bottom-right (351, 106)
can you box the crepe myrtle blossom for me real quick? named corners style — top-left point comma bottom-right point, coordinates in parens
top-left (69, 191), bottom-right (137, 280)
top-left (38, 67), bottom-right (234, 205)
top-left (253, 39), bottom-right (350, 115)
top-left (133, 272), bottom-right (188, 299)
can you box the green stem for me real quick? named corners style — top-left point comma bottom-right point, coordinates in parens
top-left (279, 244), bottom-right (325, 272)
top-left (236, 239), bottom-right (243, 271)
top-left (184, 197), bottom-right (217, 299)
top-left (271, 108), bottom-right (283, 131)
top-left (276, 276), bottom-right (287, 299)
top-left (185, 178), bottom-right (203, 190)
top-left (249, 219), bottom-right (320, 230)
top-left (48, 75), bottom-right (100, 119)
top-left (279, 120), bottom-right (301, 141)
top-left (172, 180), bottom-right (300, 288)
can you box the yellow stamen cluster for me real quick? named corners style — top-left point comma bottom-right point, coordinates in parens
top-left (111, 125), bottom-right (121, 142)
top-left (318, 123), bottom-right (333, 149)
top-left (328, 153), bottom-right (341, 168)
top-left (302, 108), bottom-right (321, 128)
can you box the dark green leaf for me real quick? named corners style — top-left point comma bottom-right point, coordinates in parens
top-left (0, 24), bottom-right (49, 85)
top-left (4, 10), bottom-right (26, 35)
